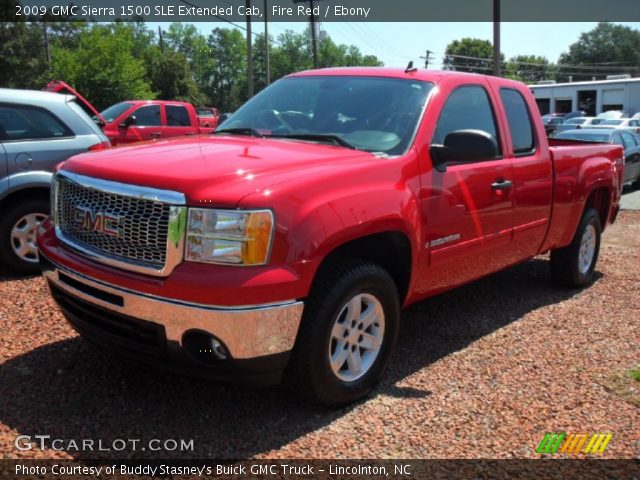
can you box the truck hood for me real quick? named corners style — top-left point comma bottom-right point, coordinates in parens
top-left (62, 135), bottom-right (376, 207)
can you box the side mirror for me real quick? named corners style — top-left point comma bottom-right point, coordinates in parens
top-left (429, 129), bottom-right (499, 173)
top-left (120, 115), bottom-right (136, 128)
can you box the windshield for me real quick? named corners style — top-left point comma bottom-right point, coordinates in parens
top-left (99, 102), bottom-right (134, 123)
top-left (219, 76), bottom-right (433, 155)
top-left (555, 132), bottom-right (610, 142)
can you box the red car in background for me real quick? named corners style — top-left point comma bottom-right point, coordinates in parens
top-left (44, 81), bottom-right (215, 146)
top-left (197, 107), bottom-right (220, 129)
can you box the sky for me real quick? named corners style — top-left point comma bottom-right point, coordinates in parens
top-left (152, 21), bottom-right (640, 70)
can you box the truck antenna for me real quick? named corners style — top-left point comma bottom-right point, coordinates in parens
top-left (405, 61), bottom-right (417, 73)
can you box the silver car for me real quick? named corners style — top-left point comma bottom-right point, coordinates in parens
top-left (0, 88), bottom-right (109, 272)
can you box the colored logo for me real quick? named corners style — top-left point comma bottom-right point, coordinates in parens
top-left (536, 433), bottom-right (612, 454)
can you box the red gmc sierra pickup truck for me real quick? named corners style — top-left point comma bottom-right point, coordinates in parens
top-left (37, 68), bottom-right (624, 406)
top-left (44, 81), bottom-right (215, 145)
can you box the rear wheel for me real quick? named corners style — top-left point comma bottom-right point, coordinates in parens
top-left (0, 198), bottom-right (49, 274)
top-left (286, 260), bottom-right (400, 407)
top-left (550, 208), bottom-right (601, 288)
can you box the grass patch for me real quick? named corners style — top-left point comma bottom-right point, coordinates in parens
top-left (629, 367), bottom-right (640, 382)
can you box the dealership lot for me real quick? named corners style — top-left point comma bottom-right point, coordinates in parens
top-left (0, 211), bottom-right (638, 459)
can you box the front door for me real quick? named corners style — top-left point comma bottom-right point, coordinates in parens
top-left (416, 82), bottom-right (514, 296)
top-left (119, 104), bottom-right (163, 143)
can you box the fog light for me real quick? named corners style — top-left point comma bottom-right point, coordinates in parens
top-left (182, 330), bottom-right (229, 364)
top-left (209, 338), bottom-right (228, 360)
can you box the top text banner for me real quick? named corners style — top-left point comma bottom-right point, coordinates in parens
top-left (6, 0), bottom-right (640, 22)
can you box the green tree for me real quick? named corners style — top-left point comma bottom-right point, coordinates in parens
top-left (146, 48), bottom-right (204, 105)
top-left (203, 27), bottom-right (247, 111)
top-left (557, 22), bottom-right (640, 81)
top-left (443, 38), bottom-right (503, 74)
top-left (505, 55), bottom-right (552, 83)
top-left (50, 23), bottom-right (155, 110)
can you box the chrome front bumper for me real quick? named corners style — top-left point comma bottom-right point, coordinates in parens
top-left (42, 258), bottom-right (304, 360)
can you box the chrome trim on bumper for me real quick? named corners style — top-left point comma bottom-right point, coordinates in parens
top-left (43, 261), bottom-right (304, 359)
top-left (53, 171), bottom-right (187, 277)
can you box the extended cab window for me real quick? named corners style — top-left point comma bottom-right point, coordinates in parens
top-left (133, 105), bottom-right (161, 126)
top-left (500, 88), bottom-right (535, 155)
top-left (166, 105), bottom-right (191, 126)
top-left (0, 104), bottom-right (72, 141)
top-left (431, 85), bottom-right (501, 155)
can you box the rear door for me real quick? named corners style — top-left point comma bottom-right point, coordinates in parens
top-left (416, 80), bottom-right (514, 295)
top-left (497, 86), bottom-right (553, 261)
top-left (0, 103), bottom-right (80, 182)
top-left (164, 104), bottom-right (198, 138)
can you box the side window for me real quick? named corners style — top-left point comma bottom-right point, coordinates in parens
top-left (500, 88), bottom-right (535, 155)
top-left (619, 131), bottom-right (636, 149)
top-left (630, 120), bottom-right (640, 127)
top-left (432, 85), bottom-right (501, 154)
top-left (166, 105), bottom-right (191, 126)
top-left (133, 105), bottom-right (161, 126)
top-left (0, 104), bottom-right (73, 141)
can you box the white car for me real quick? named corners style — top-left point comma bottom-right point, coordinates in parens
top-left (553, 116), bottom-right (604, 134)
top-left (591, 118), bottom-right (640, 133)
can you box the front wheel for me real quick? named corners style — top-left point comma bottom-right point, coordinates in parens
top-left (285, 260), bottom-right (400, 407)
top-left (0, 198), bottom-right (49, 274)
top-left (550, 208), bottom-right (602, 288)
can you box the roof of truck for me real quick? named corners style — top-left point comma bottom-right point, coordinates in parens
top-left (290, 67), bottom-right (492, 83)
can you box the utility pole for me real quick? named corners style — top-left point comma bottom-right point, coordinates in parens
top-left (493, 0), bottom-right (501, 76)
top-left (294, 0), bottom-right (322, 69)
top-left (158, 26), bottom-right (164, 53)
top-left (264, 0), bottom-right (270, 85)
top-left (310, 0), bottom-right (318, 68)
top-left (420, 50), bottom-right (433, 69)
top-left (42, 23), bottom-right (51, 69)
top-left (246, 0), bottom-right (254, 98)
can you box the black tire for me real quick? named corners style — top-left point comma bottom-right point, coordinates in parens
top-left (632, 176), bottom-right (640, 190)
top-left (550, 208), bottom-right (601, 288)
top-left (285, 259), bottom-right (400, 407)
top-left (0, 198), bottom-right (49, 274)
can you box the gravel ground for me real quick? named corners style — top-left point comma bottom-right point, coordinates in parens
top-left (0, 212), bottom-right (638, 460)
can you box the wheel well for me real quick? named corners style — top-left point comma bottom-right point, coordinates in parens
top-left (316, 231), bottom-right (412, 303)
top-left (585, 187), bottom-right (610, 231)
top-left (0, 187), bottom-right (50, 211)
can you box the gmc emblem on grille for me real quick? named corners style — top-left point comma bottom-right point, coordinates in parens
top-left (73, 206), bottom-right (121, 237)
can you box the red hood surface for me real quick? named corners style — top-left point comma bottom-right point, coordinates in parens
top-left (62, 135), bottom-right (376, 207)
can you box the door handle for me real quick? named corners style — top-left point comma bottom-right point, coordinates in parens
top-left (150, 132), bottom-right (163, 137)
top-left (491, 179), bottom-right (513, 190)
top-left (185, 132), bottom-right (197, 135)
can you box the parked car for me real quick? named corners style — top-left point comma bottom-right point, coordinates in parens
top-left (0, 88), bottom-right (110, 272)
top-left (44, 81), bottom-right (215, 146)
top-left (596, 110), bottom-right (628, 120)
top-left (553, 116), bottom-right (604, 135)
top-left (197, 107), bottom-right (220, 129)
top-left (562, 110), bottom-right (588, 120)
top-left (590, 118), bottom-right (640, 133)
top-left (542, 115), bottom-right (565, 136)
top-left (554, 128), bottom-right (640, 188)
top-left (632, 112), bottom-right (640, 119)
top-left (38, 69), bottom-right (623, 406)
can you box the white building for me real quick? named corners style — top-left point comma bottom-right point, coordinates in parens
top-left (530, 77), bottom-right (640, 116)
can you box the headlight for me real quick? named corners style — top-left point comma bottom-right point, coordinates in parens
top-left (185, 208), bottom-right (274, 265)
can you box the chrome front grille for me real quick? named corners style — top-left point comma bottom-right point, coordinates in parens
top-left (54, 171), bottom-right (186, 276)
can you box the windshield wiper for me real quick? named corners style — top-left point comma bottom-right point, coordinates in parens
top-left (269, 133), bottom-right (357, 150)
top-left (213, 127), bottom-right (264, 138)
